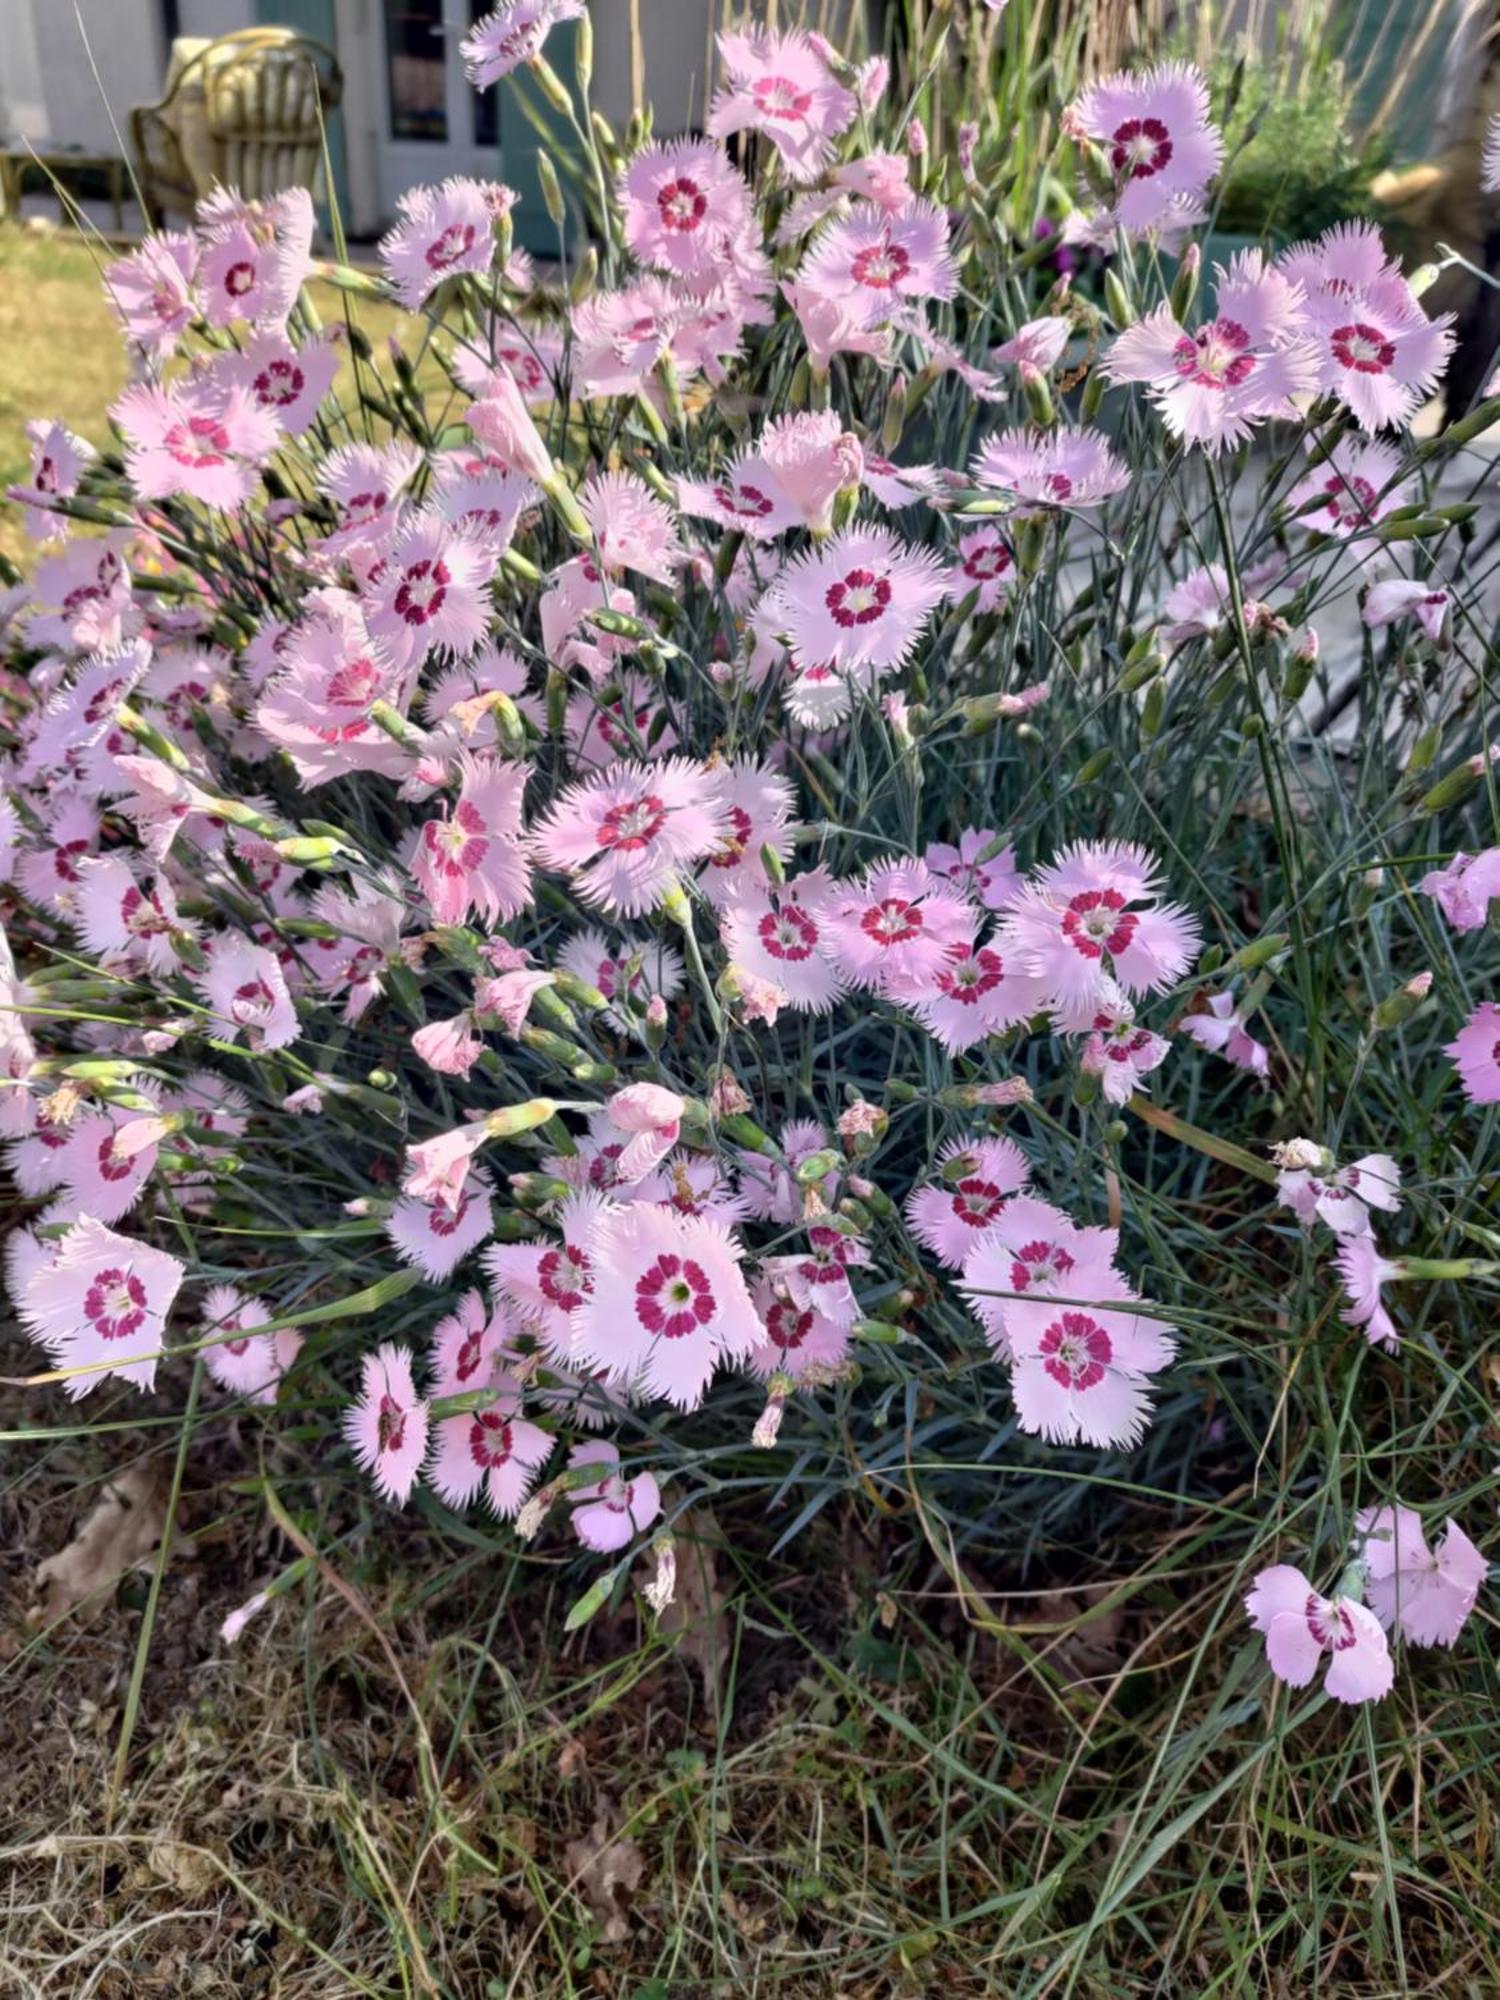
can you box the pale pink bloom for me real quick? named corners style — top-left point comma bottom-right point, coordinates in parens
top-left (925, 830), bottom-right (1019, 910)
top-left (199, 222), bottom-right (287, 326)
top-left (532, 758), bottom-right (727, 917)
top-left (402, 1116), bottom-right (495, 1213)
top-left (428, 1388), bottom-right (553, 1516)
top-left (1446, 1001), bottom-right (1500, 1105)
top-left (1007, 1294), bottom-right (1173, 1447)
top-left (781, 279), bottom-right (894, 373)
top-left (1068, 63), bottom-right (1223, 236)
top-left (736, 1119), bottom-right (838, 1225)
top-left (1180, 991), bottom-right (1270, 1080)
top-left (833, 152), bottom-right (911, 210)
top-left (620, 140), bottom-right (753, 284)
top-left (604, 1083), bottom-right (685, 1184)
top-left (999, 841), bottom-right (1201, 1029)
top-left (770, 525), bottom-right (947, 681)
top-left (1421, 849), bottom-right (1500, 932)
top-left (26, 531), bottom-right (133, 654)
top-left (219, 1590), bottom-right (273, 1645)
top-left (581, 471), bottom-right (682, 582)
top-left (196, 937), bottom-right (298, 1052)
top-left (572, 278), bottom-right (746, 399)
top-left (343, 1343), bottom-right (429, 1505)
top-left (466, 369), bottom-right (555, 484)
top-left (216, 329), bottom-right (339, 436)
top-left (760, 1223), bottom-right (870, 1329)
top-left (255, 607), bottom-right (408, 789)
top-left (1277, 223), bottom-right (1454, 430)
top-left (413, 752), bottom-right (530, 928)
top-left (463, 0), bottom-right (583, 84)
top-left (1246, 1565), bottom-right (1393, 1701)
top-left (698, 758), bottom-right (796, 907)
top-left (1335, 1235), bottom-right (1403, 1351)
top-left (906, 1135), bottom-right (1031, 1268)
top-left (861, 454), bottom-right (942, 510)
top-left (852, 53), bottom-right (889, 112)
top-left (971, 426), bottom-right (1130, 508)
top-left (477, 967), bottom-right (554, 1038)
top-left (388, 1173), bottom-right (496, 1279)
top-left (1105, 252), bottom-right (1319, 450)
top-left (958, 1198), bottom-right (1127, 1360)
top-left (758, 410), bottom-right (862, 533)
top-left (58, 1110), bottom-right (166, 1224)
top-left (1357, 1505), bottom-right (1486, 1646)
top-left (900, 937), bottom-right (1046, 1052)
top-left (1289, 437), bottom-right (1411, 537)
top-left (557, 927), bottom-right (683, 1031)
top-left (13, 421), bottom-right (94, 544)
top-left (991, 316), bottom-right (1071, 373)
top-left (719, 868), bottom-right (847, 1013)
top-left (380, 178), bottom-right (497, 308)
top-left (708, 29), bottom-right (856, 183)
top-left (1080, 1003), bottom-right (1171, 1104)
top-left (567, 1439), bottom-right (662, 1552)
top-left (72, 855), bottom-right (185, 976)
top-left (19, 1215), bottom-right (184, 1397)
top-left (825, 860), bottom-right (974, 994)
top-left (1277, 1152), bottom-right (1402, 1236)
top-left (366, 513), bottom-right (495, 669)
top-left (1485, 115), bottom-right (1500, 193)
top-left (321, 439), bottom-right (423, 548)
top-left (1363, 578), bottom-right (1449, 642)
top-left (677, 459), bottom-right (804, 540)
top-left (422, 643), bottom-right (542, 751)
top-left (309, 878), bottom-right (406, 1022)
top-left (412, 1011), bottom-right (485, 1077)
top-left (1159, 563), bottom-right (1233, 643)
top-left (112, 380), bottom-right (278, 510)
top-left (485, 1189), bottom-right (608, 1362)
top-left (428, 1290), bottom-right (513, 1395)
top-left (199, 1282), bottom-right (300, 1403)
top-left (103, 232), bottom-right (198, 357)
top-left (568, 1204), bottom-right (761, 1408)
top-left (797, 198), bottom-right (957, 328)
top-left (747, 1282), bottom-right (851, 1380)
top-left (431, 457), bottom-right (536, 553)
top-left (947, 527), bottom-right (1015, 614)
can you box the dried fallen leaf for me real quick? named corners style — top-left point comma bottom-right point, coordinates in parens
top-left (651, 1505), bottom-right (729, 1715)
top-left (563, 1799), bottom-right (645, 1944)
top-left (146, 1838), bottom-right (220, 1899)
top-left (32, 1465), bottom-right (171, 1626)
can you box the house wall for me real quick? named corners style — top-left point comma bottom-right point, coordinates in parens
top-left (6, 0), bottom-right (167, 151)
top-left (590, 0), bottom-right (719, 136)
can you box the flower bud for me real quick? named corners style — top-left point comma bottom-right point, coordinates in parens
top-left (1372, 971), bottom-right (1432, 1031)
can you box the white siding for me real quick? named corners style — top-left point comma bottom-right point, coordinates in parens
top-left (176, 0), bottom-right (255, 37)
top-left (12, 0), bottom-right (167, 152)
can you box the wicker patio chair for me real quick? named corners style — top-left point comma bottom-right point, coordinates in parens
top-left (129, 27), bottom-right (342, 229)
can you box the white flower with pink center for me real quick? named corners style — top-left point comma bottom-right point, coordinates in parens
top-left (1006, 1293), bottom-right (1174, 1448)
top-left (386, 1172), bottom-right (496, 1280)
top-left (708, 28), bottom-right (856, 182)
top-left (1287, 437), bottom-right (1410, 538)
top-left (697, 758), bottom-right (796, 907)
top-left (1355, 1505), bottom-right (1487, 1647)
top-left (971, 426), bottom-right (1131, 509)
top-left (20, 1214), bottom-right (185, 1398)
top-left (428, 1386), bottom-right (554, 1516)
top-left (13, 420), bottom-right (94, 545)
top-left (1180, 991), bottom-right (1270, 1081)
top-left (735, 1120), bottom-right (838, 1227)
top-left (1420, 849), bottom-right (1500, 933)
top-left (216, 329), bottom-right (340, 437)
top-left (196, 937), bottom-right (299, 1053)
top-left (1334, 1236), bottom-right (1404, 1351)
top-left (906, 1136), bottom-right (1031, 1269)
top-left (72, 855), bottom-right (186, 976)
top-left (462, 0), bottom-right (583, 84)
top-left (620, 139), bottom-right (753, 283)
top-left (580, 471), bottom-right (683, 584)
top-left (923, 830), bottom-right (1019, 912)
top-left (58, 1108), bottom-right (166, 1225)
top-left (769, 525), bottom-right (948, 682)
top-left (1277, 1151), bottom-right (1401, 1237)
top-left (958, 1195), bottom-right (1127, 1359)
top-left (319, 439), bottom-right (423, 553)
top-left (1245, 1565), bottom-right (1394, 1703)
top-left (199, 1282), bottom-right (301, 1404)
top-left (427, 1290), bottom-right (515, 1396)
top-left (797, 198), bottom-right (957, 328)
top-left (1079, 1002), bottom-right (1171, 1106)
top-left (569, 1204), bottom-right (762, 1409)
top-left (896, 936), bottom-right (1046, 1052)
top-left (720, 867), bottom-right (847, 1013)
top-left (412, 751), bottom-right (530, 928)
top-left (1277, 222), bottom-right (1455, 431)
top-left (746, 1280), bottom-right (851, 1381)
top-left (825, 859), bottom-right (975, 994)
top-left (556, 927), bottom-right (683, 1032)
top-left (532, 757), bottom-right (728, 917)
top-left (1362, 578), bottom-right (1449, 643)
top-left (566, 1439), bottom-right (662, 1553)
top-left (1105, 252), bottom-right (1320, 451)
top-left (111, 379), bottom-right (279, 511)
top-left (1068, 63), bottom-right (1223, 236)
top-left (367, 513), bottom-right (496, 669)
top-left (379, 177), bottom-right (498, 309)
top-left (485, 1189), bottom-right (610, 1365)
top-left (760, 1224), bottom-right (870, 1329)
top-left (947, 527), bottom-right (1015, 614)
top-left (999, 841), bottom-right (1200, 1030)
top-left (103, 231), bottom-right (198, 358)
top-left (990, 315), bottom-right (1072, 375)
top-left (343, 1342), bottom-right (430, 1506)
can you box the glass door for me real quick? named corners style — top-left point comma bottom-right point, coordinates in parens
top-left (378, 0), bottom-right (504, 219)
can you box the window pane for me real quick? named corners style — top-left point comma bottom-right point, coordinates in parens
top-left (386, 0), bottom-right (448, 142)
top-left (471, 0), bottom-right (498, 147)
